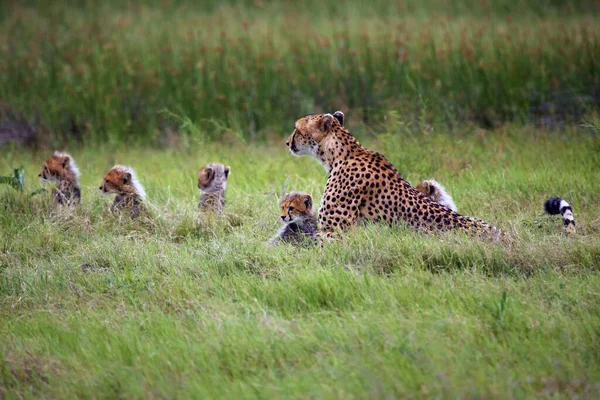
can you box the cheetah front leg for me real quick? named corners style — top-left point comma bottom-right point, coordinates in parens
top-left (318, 186), bottom-right (363, 239)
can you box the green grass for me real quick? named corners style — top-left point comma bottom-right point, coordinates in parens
top-left (1, 0), bottom-right (599, 144)
top-left (1, 126), bottom-right (599, 398)
top-left (1, 0), bottom-right (600, 397)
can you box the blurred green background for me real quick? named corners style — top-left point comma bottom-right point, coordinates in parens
top-left (1, 0), bottom-right (599, 145)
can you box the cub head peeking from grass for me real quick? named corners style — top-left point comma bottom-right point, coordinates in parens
top-left (198, 163), bottom-right (230, 214)
top-left (415, 179), bottom-right (457, 212)
top-left (39, 152), bottom-right (81, 206)
top-left (99, 165), bottom-right (146, 218)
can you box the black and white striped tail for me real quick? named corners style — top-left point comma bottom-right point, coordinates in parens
top-left (544, 197), bottom-right (576, 234)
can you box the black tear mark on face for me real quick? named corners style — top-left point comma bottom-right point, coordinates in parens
top-left (288, 131), bottom-right (299, 153)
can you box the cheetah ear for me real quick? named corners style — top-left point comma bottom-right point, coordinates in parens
top-left (62, 155), bottom-right (70, 168)
top-left (333, 111), bottom-right (344, 126)
top-left (416, 182), bottom-right (428, 196)
top-left (279, 193), bottom-right (288, 206)
top-left (206, 167), bottom-right (215, 182)
top-left (427, 183), bottom-right (436, 196)
top-left (303, 194), bottom-right (312, 209)
top-left (224, 166), bottom-right (231, 179)
top-left (198, 166), bottom-right (215, 188)
top-left (123, 172), bottom-right (132, 185)
top-left (321, 113), bottom-right (335, 132)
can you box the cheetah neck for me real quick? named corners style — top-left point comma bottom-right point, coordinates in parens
top-left (317, 130), bottom-right (363, 173)
top-left (201, 180), bottom-right (227, 194)
top-left (57, 169), bottom-right (80, 189)
top-left (199, 190), bottom-right (225, 213)
top-left (117, 187), bottom-right (143, 201)
top-left (290, 210), bottom-right (316, 226)
top-left (284, 214), bottom-right (317, 233)
top-left (58, 179), bottom-right (80, 195)
top-left (58, 176), bottom-right (79, 190)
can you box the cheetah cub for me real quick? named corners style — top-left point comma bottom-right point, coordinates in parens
top-left (99, 165), bottom-right (146, 218)
top-left (198, 163), bottom-right (230, 214)
top-left (39, 152), bottom-right (81, 206)
top-left (269, 192), bottom-right (319, 245)
top-left (415, 179), bottom-right (457, 212)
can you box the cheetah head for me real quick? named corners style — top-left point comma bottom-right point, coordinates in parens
top-left (39, 152), bottom-right (78, 182)
top-left (99, 165), bottom-right (146, 199)
top-left (279, 192), bottom-right (313, 223)
top-left (286, 113), bottom-right (340, 157)
top-left (100, 166), bottom-right (133, 195)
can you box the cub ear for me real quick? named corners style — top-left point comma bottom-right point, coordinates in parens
top-left (321, 113), bottom-right (335, 132)
top-left (333, 111), bottom-right (344, 126)
top-left (206, 167), bottom-right (215, 182)
top-left (198, 166), bottom-right (215, 188)
top-left (62, 155), bottom-right (70, 168)
top-left (303, 194), bottom-right (313, 209)
top-left (224, 166), bottom-right (231, 179)
top-left (123, 172), bottom-right (132, 184)
top-left (279, 193), bottom-right (289, 206)
top-left (416, 182), bottom-right (429, 196)
top-left (428, 183), bottom-right (436, 196)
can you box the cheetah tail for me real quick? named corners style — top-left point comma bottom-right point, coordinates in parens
top-left (544, 197), bottom-right (576, 234)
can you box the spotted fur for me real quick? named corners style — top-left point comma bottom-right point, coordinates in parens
top-left (39, 152), bottom-right (81, 206)
top-left (416, 179), bottom-right (457, 212)
top-left (99, 165), bottom-right (146, 218)
top-left (286, 113), bottom-right (501, 239)
top-left (269, 192), bottom-right (318, 245)
top-left (198, 163), bottom-right (230, 214)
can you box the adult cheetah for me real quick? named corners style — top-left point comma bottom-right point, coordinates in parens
top-left (285, 113), bottom-right (500, 239)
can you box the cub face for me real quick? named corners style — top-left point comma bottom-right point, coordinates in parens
top-left (198, 163), bottom-right (230, 191)
top-left (286, 113), bottom-right (339, 156)
top-left (39, 152), bottom-right (73, 182)
top-left (99, 167), bottom-right (133, 195)
top-left (279, 192), bottom-right (313, 223)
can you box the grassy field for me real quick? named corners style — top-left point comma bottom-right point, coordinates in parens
top-left (1, 0), bottom-right (599, 144)
top-left (1, 125), bottom-right (599, 398)
top-left (1, 0), bottom-right (600, 398)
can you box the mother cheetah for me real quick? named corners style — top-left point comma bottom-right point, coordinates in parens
top-left (286, 113), bottom-right (500, 239)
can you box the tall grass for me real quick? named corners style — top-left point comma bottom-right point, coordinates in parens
top-left (1, 0), bottom-right (599, 144)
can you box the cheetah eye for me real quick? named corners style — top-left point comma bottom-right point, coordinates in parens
top-left (288, 206), bottom-right (295, 211)
top-left (105, 179), bottom-right (109, 183)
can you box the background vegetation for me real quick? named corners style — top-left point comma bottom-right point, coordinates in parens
top-left (1, 0), bottom-right (599, 144)
top-left (1, 0), bottom-right (599, 398)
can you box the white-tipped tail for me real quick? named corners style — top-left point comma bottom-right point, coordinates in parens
top-left (544, 197), bottom-right (576, 234)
